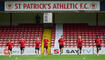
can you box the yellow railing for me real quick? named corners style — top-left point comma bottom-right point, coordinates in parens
top-left (41, 29), bottom-right (52, 55)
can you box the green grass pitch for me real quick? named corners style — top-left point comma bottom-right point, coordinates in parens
top-left (0, 55), bottom-right (105, 60)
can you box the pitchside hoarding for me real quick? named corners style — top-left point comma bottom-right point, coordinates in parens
top-left (0, 47), bottom-right (41, 55)
top-left (5, 1), bottom-right (100, 11)
top-left (51, 47), bottom-right (105, 55)
top-left (0, 47), bottom-right (105, 55)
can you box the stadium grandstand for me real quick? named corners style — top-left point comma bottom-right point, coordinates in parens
top-left (0, 0), bottom-right (105, 60)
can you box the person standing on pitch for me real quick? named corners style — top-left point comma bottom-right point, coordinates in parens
top-left (95, 36), bottom-right (102, 56)
top-left (35, 37), bottom-right (41, 56)
top-left (77, 36), bottom-right (83, 55)
top-left (44, 36), bottom-right (49, 55)
top-left (19, 38), bottom-right (25, 55)
top-left (7, 39), bottom-right (13, 55)
top-left (58, 35), bottom-right (65, 55)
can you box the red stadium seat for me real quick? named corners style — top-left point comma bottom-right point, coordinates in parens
top-left (0, 24), bottom-right (43, 47)
top-left (63, 24), bottom-right (105, 48)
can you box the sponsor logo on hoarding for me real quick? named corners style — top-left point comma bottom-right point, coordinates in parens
top-left (54, 49), bottom-right (59, 54)
top-left (66, 50), bottom-right (78, 53)
top-left (3, 49), bottom-right (8, 55)
top-left (12, 50), bottom-right (19, 54)
top-left (66, 49), bottom-right (92, 54)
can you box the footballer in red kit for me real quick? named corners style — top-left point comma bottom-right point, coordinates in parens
top-left (35, 37), bottom-right (41, 56)
top-left (77, 36), bottom-right (83, 55)
top-left (7, 40), bottom-right (13, 55)
top-left (58, 35), bottom-right (65, 55)
top-left (95, 36), bottom-right (102, 55)
top-left (19, 38), bottom-right (25, 55)
top-left (44, 36), bottom-right (49, 55)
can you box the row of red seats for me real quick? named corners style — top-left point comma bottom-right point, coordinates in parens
top-left (63, 24), bottom-right (105, 47)
top-left (0, 24), bottom-right (43, 47)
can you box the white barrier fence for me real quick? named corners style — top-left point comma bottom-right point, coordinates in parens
top-left (51, 47), bottom-right (105, 55)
